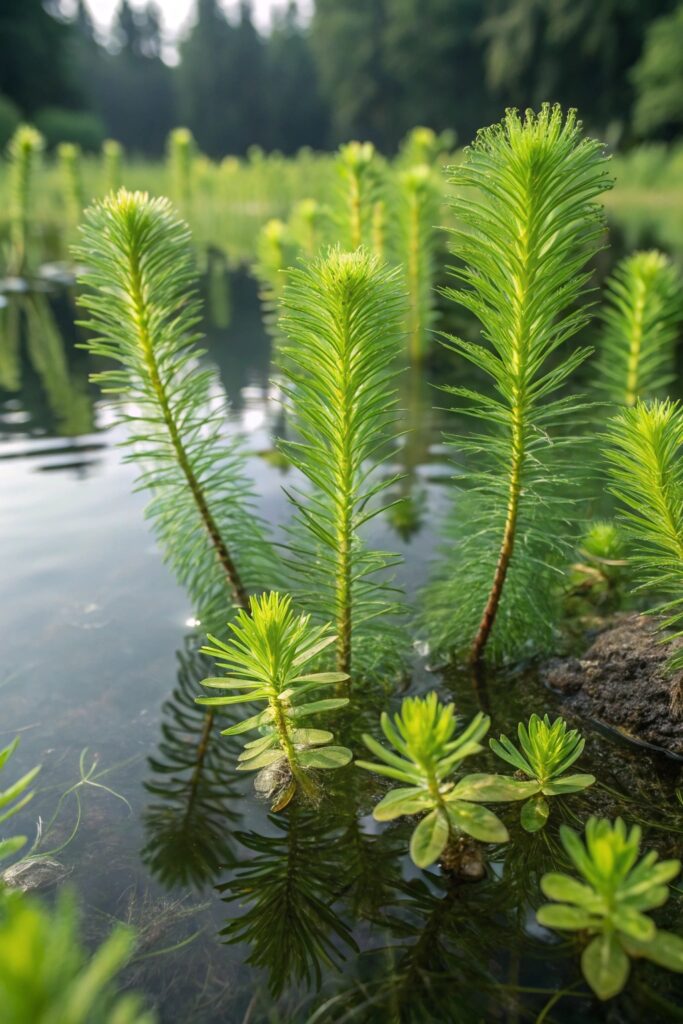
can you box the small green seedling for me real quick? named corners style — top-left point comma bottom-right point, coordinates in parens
top-left (197, 591), bottom-right (352, 810)
top-left (537, 817), bottom-right (683, 1000)
top-left (357, 692), bottom-right (512, 868)
top-left (490, 714), bottom-right (595, 831)
top-left (0, 736), bottom-right (41, 866)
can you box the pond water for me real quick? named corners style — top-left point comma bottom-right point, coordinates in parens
top-left (1, 233), bottom-right (683, 1023)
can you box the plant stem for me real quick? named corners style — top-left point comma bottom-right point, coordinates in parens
top-left (126, 244), bottom-right (250, 612)
top-left (349, 170), bottom-right (362, 250)
top-left (625, 276), bottom-right (646, 406)
top-left (407, 189), bottom-right (422, 364)
top-left (270, 694), bottom-right (318, 801)
top-left (335, 294), bottom-right (353, 680)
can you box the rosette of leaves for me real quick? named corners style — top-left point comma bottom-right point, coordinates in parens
top-left (197, 591), bottom-right (352, 810)
top-left (356, 692), bottom-right (511, 868)
top-left (489, 714), bottom-right (595, 832)
top-left (0, 737), bottom-right (41, 867)
top-left (537, 817), bottom-right (683, 1000)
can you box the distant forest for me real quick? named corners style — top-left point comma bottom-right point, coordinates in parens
top-left (1, 0), bottom-right (682, 156)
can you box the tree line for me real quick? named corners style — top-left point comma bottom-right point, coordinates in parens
top-left (0, 0), bottom-right (682, 157)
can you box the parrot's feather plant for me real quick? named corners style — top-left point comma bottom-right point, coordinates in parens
top-left (278, 248), bottom-right (407, 681)
top-left (393, 164), bottom-right (441, 364)
top-left (357, 693), bottom-right (520, 868)
top-left (489, 714), bottom-right (595, 832)
top-left (605, 399), bottom-right (683, 672)
top-left (425, 105), bottom-right (612, 664)
top-left (197, 592), bottom-right (352, 810)
top-left (7, 124), bottom-right (44, 277)
top-left (333, 142), bottom-right (378, 251)
top-left (596, 250), bottom-right (682, 407)
top-left (537, 817), bottom-right (683, 1000)
top-left (74, 190), bottom-right (275, 631)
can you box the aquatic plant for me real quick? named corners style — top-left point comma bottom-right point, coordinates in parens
top-left (287, 198), bottom-right (326, 259)
top-left (568, 520), bottom-right (628, 609)
top-left (426, 104), bottom-right (612, 664)
top-left (197, 592), bottom-right (352, 810)
top-left (0, 890), bottom-right (154, 1023)
top-left (0, 737), bottom-right (40, 867)
top-left (75, 190), bottom-right (275, 630)
top-left (357, 693), bottom-right (510, 868)
top-left (102, 138), bottom-right (123, 194)
top-left (278, 247), bottom-right (406, 679)
top-left (333, 141), bottom-right (377, 250)
top-left (489, 714), bottom-right (595, 832)
top-left (167, 126), bottom-right (194, 212)
top-left (7, 124), bottom-right (43, 276)
top-left (537, 817), bottom-right (683, 1000)
top-left (596, 250), bottom-right (682, 407)
top-left (393, 163), bottom-right (440, 364)
top-left (57, 142), bottom-right (85, 239)
top-left (604, 399), bottom-right (683, 671)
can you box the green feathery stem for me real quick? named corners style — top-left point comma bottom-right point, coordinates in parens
top-left (334, 142), bottom-right (377, 250)
top-left (393, 163), bottom-right (441, 364)
top-left (427, 105), bottom-right (612, 665)
top-left (596, 250), bottom-right (682, 407)
top-left (58, 142), bottom-right (85, 242)
top-left (605, 399), bottom-right (683, 671)
top-left (102, 138), bottom-right (123, 194)
top-left (167, 126), bottom-right (194, 213)
top-left (7, 124), bottom-right (43, 277)
top-left (74, 189), bottom-right (275, 630)
top-left (278, 247), bottom-right (407, 682)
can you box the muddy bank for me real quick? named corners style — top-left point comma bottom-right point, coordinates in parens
top-left (542, 613), bottom-right (683, 756)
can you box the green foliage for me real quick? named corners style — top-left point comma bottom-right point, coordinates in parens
top-left (0, 890), bottom-right (154, 1023)
top-left (633, 4), bottom-right (683, 138)
top-left (102, 138), bottom-right (123, 194)
top-left (604, 399), bottom-right (683, 671)
top-left (357, 693), bottom-right (512, 867)
top-left (425, 104), bottom-right (612, 664)
top-left (6, 123), bottom-right (43, 276)
top-left (490, 715), bottom-right (595, 832)
top-left (57, 142), bottom-right (84, 237)
top-left (74, 189), bottom-right (275, 631)
top-left (0, 737), bottom-right (40, 866)
top-left (333, 142), bottom-right (378, 250)
top-left (198, 592), bottom-right (352, 810)
top-left (34, 107), bottom-right (105, 152)
top-left (569, 520), bottom-right (629, 610)
top-left (167, 126), bottom-right (194, 211)
top-left (537, 817), bottom-right (683, 1000)
top-left (597, 250), bottom-right (682, 407)
top-left (392, 163), bottom-right (441, 363)
top-left (278, 247), bottom-right (407, 679)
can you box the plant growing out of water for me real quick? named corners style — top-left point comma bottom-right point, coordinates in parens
top-left (393, 163), bottom-right (440, 364)
top-left (75, 190), bottom-right (274, 632)
top-left (426, 104), bottom-right (612, 664)
top-left (537, 817), bottom-right (683, 1000)
top-left (489, 714), bottom-right (595, 832)
top-left (334, 141), bottom-right (377, 250)
top-left (7, 124), bottom-right (44, 277)
top-left (604, 399), bottom-right (683, 672)
top-left (57, 142), bottom-right (85, 240)
top-left (167, 126), bottom-right (194, 212)
top-left (278, 247), bottom-right (406, 680)
top-left (0, 737), bottom-right (41, 867)
top-left (102, 138), bottom-right (123, 194)
top-left (197, 592), bottom-right (352, 811)
top-left (596, 250), bottom-right (682, 407)
top-left (357, 693), bottom-right (511, 868)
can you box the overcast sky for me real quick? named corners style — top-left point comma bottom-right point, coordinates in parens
top-left (73, 0), bottom-right (312, 38)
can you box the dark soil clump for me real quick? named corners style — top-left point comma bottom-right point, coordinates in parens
top-left (542, 613), bottom-right (683, 756)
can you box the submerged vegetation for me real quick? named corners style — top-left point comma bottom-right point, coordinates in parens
top-left (2, 98), bottom-right (683, 1017)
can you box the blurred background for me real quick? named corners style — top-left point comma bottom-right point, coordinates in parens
top-left (1, 0), bottom-right (681, 157)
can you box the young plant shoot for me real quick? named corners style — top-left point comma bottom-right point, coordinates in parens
top-left (393, 163), bottom-right (440, 364)
top-left (197, 592), bottom-right (352, 811)
top-left (0, 737), bottom-right (41, 867)
top-left (537, 817), bottom-right (683, 1000)
top-left (75, 190), bottom-right (274, 632)
top-left (426, 104), bottom-right (612, 664)
top-left (489, 714), bottom-right (595, 832)
top-left (333, 142), bottom-right (378, 250)
top-left (605, 399), bottom-right (683, 671)
top-left (596, 250), bottom-right (682, 407)
top-left (278, 247), bottom-right (406, 681)
top-left (7, 124), bottom-right (44, 277)
top-left (357, 692), bottom-right (510, 869)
